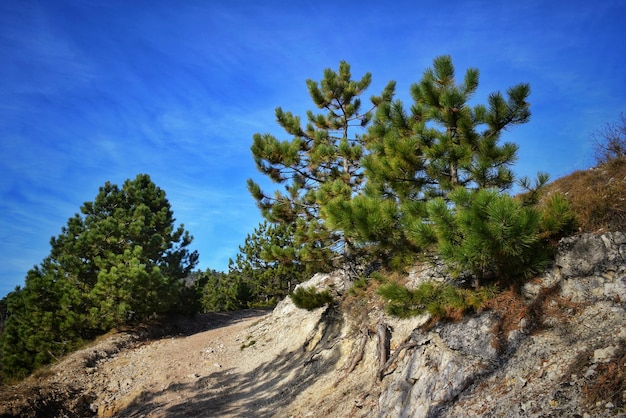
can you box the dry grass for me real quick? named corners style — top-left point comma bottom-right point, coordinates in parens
top-left (583, 341), bottom-right (626, 408)
top-left (542, 156), bottom-right (626, 233)
top-left (578, 340), bottom-right (626, 409)
top-left (486, 289), bottom-right (529, 352)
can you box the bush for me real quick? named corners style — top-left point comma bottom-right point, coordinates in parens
top-left (290, 287), bottom-right (333, 310)
top-left (421, 188), bottom-right (550, 283)
top-left (537, 192), bottom-right (577, 242)
top-left (591, 113), bottom-right (626, 165)
top-left (378, 279), bottom-right (497, 319)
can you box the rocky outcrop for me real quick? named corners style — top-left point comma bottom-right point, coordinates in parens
top-left (0, 233), bottom-right (624, 417)
top-left (279, 232), bottom-right (625, 417)
top-left (372, 232), bottom-right (626, 417)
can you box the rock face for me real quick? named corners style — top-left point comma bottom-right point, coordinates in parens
top-left (288, 233), bottom-right (626, 417)
top-left (373, 232), bottom-right (626, 417)
top-left (0, 232), bottom-right (624, 417)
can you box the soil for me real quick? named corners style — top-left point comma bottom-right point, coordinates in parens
top-left (0, 300), bottom-right (373, 418)
top-left (0, 309), bottom-right (291, 417)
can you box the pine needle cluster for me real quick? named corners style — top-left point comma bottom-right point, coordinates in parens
top-left (377, 280), bottom-right (497, 319)
top-left (289, 287), bottom-right (334, 310)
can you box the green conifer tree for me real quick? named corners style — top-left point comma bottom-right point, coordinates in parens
top-left (323, 56), bottom-right (532, 264)
top-left (0, 174), bottom-right (198, 379)
top-left (412, 55), bottom-right (530, 193)
top-left (421, 188), bottom-right (549, 283)
top-left (198, 270), bottom-right (246, 312)
top-left (248, 62), bottom-right (395, 267)
top-left (226, 221), bottom-right (315, 306)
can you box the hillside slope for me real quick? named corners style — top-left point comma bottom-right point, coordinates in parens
top-left (0, 232), bottom-right (624, 417)
top-left (1, 160), bottom-right (626, 417)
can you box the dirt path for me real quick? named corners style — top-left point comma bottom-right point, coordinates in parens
top-left (0, 300), bottom-right (362, 418)
top-left (93, 310), bottom-right (272, 417)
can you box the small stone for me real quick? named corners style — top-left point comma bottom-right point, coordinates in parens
top-left (585, 364), bottom-right (597, 378)
top-left (593, 346), bottom-right (617, 363)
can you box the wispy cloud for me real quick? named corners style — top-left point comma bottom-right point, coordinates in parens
top-left (1, 0), bottom-right (624, 297)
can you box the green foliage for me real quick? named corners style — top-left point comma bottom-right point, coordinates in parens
top-left (198, 270), bottom-right (252, 312)
top-left (0, 295), bottom-right (8, 336)
top-left (0, 174), bottom-right (198, 380)
top-left (246, 56), bottom-right (576, 323)
top-left (517, 172), bottom-right (551, 206)
top-left (290, 287), bottom-right (333, 310)
top-left (326, 56), bottom-right (533, 265)
top-left (378, 279), bottom-right (497, 319)
top-left (248, 61), bottom-right (395, 267)
top-left (537, 192), bottom-right (578, 241)
top-left (410, 55), bottom-right (529, 193)
top-left (420, 188), bottom-right (550, 282)
top-left (226, 221), bottom-right (315, 308)
top-left (364, 55), bottom-right (530, 199)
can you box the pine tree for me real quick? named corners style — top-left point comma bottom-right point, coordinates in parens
top-left (248, 62), bottom-right (395, 267)
top-left (411, 55), bottom-right (530, 194)
top-left (198, 270), bottom-right (247, 312)
top-left (323, 56), bottom-right (532, 264)
top-left (226, 221), bottom-right (315, 306)
top-left (0, 174), bottom-right (198, 379)
top-left (421, 188), bottom-right (549, 283)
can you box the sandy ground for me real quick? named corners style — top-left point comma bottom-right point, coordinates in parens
top-left (92, 310), bottom-right (275, 417)
top-left (0, 298), bottom-right (370, 418)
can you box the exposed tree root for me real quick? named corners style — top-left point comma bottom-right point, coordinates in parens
top-left (376, 318), bottom-right (392, 381)
top-left (333, 326), bottom-right (370, 387)
top-left (377, 335), bottom-right (418, 381)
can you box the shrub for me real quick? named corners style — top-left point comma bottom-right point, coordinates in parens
top-left (421, 188), bottom-right (550, 283)
top-left (377, 279), bottom-right (497, 319)
top-left (537, 192), bottom-right (577, 242)
top-left (591, 113), bottom-right (626, 165)
top-left (290, 287), bottom-right (333, 310)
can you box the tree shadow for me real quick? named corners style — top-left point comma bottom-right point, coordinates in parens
top-left (118, 306), bottom-right (344, 417)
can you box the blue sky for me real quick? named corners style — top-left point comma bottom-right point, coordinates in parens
top-left (1, 0), bottom-right (625, 298)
